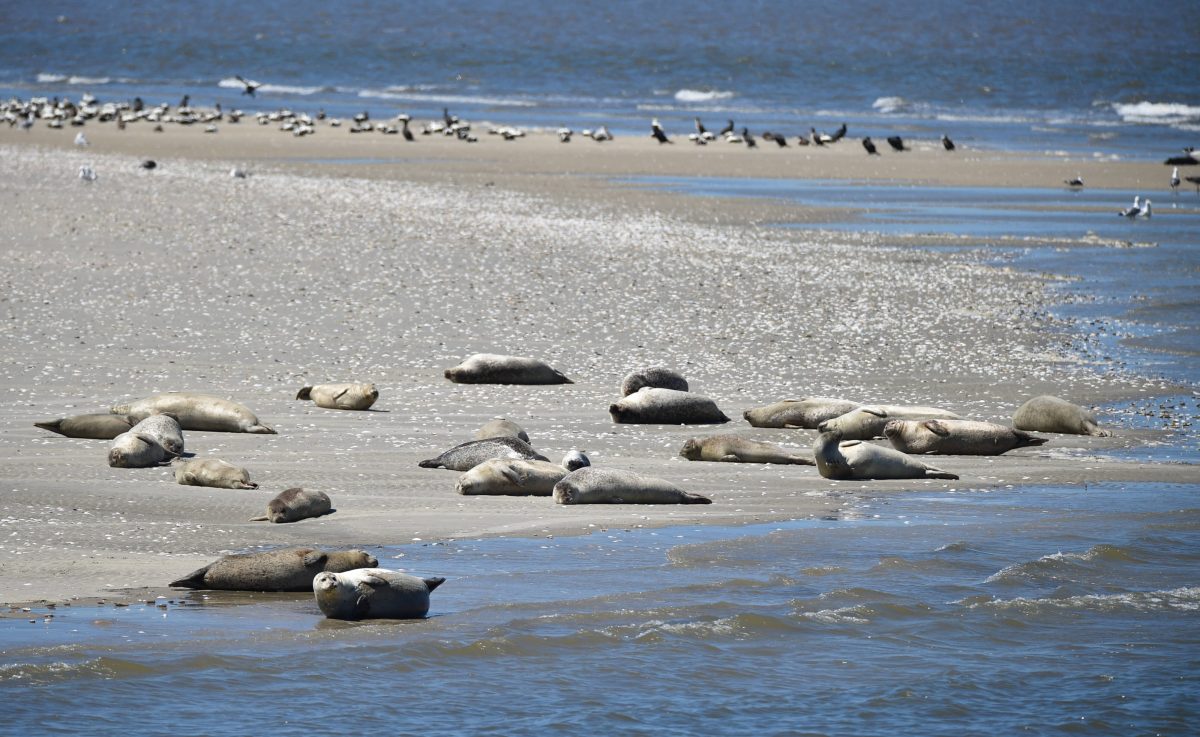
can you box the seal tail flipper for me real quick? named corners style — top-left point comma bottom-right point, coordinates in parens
top-left (235, 481), bottom-right (259, 489)
top-left (34, 420), bottom-right (65, 435)
top-left (418, 458), bottom-right (441, 469)
top-left (247, 424), bottom-right (277, 434)
top-left (1013, 431), bottom-right (1049, 448)
top-left (685, 493), bottom-right (713, 504)
top-left (924, 469), bottom-right (960, 480)
top-left (248, 514), bottom-right (269, 522)
top-left (296, 387), bottom-right (313, 400)
top-left (169, 563), bottom-right (213, 589)
top-left (424, 576), bottom-right (447, 592)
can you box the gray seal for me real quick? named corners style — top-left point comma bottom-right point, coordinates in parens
top-left (314, 568), bottom-right (445, 620)
top-left (621, 367), bottom-right (689, 396)
top-left (418, 436), bottom-right (549, 471)
top-left (742, 398), bottom-right (862, 429)
top-left (680, 435), bottom-right (814, 465)
top-left (609, 387), bottom-right (730, 425)
top-left (473, 418), bottom-right (531, 444)
top-left (553, 467), bottom-right (712, 505)
top-left (1012, 395), bottom-right (1112, 437)
top-left (444, 353), bottom-right (572, 384)
top-left (884, 419), bottom-right (1048, 455)
top-left (169, 547), bottom-right (377, 591)
top-left (132, 413), bottom-right (184, 456)
top-left (813, 429), bottom-right (958, 480)
top-left (817, 405), bottom-right (963, 440)
top-left (35, 413), bottom-right (136, 439)
top-left (112, 392), bottom-right (275, 433)
top-left (296, 382), bottom-right (379, 410)
top-left (108, 416), bottom-right (182, 468)
top-left (250, 487), bottom-right (333, 523)
top-left (455, 452), bottom-right (589, 496)
top-left (173, 457), bottom-right (258, 489)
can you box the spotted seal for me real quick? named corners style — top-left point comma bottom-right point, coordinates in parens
top-left (817, 405), bottom-right (963, 440)
top-left (35, 413), bottom-right (136, 439)
top-left (169, 547), bottom-right (377, 591)
top-left (444, 353), bottom-right (571, 385)
top-left (418, 436), bottom-right (549, 471)
top-left (609, 387), bottom-right (730, 425)
top-left (112, 392), bottom-right (275, 433)
top-left (250, 487), bottom-right (333, 523)
top-left (680, 435), bottom-right (814, 464)
top-left (173, 457), bottom-right (258, 489)
top-left (813, 429), bottom-right (958, 480)
top-left (296, 382), bottom-right (379, 410)
top-left (1012, 395), bottom-right (1112, 437)
top-left (455, 452), bottom-right (591, 496)
top-left (313, 568), bottom-right (445, 620)
top-left (473, 418), bottom-right (531, 444)
top-left (553, 467), bottom-right (711, 504)
top-left (883, 419), bottom-right (1048, 455)
top-left (742, 398), bottom-right (862, 429)
top-left (620, 367), bottom-right (688, 396)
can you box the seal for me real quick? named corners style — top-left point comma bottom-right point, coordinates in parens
top-left (313, 568), bottom-right (445, 621)
top-left (112, 392), bottom-right (275, 433)
top-left (680, 435), bottom-right (814, 465)
top-left (553, 467), bottom-right (712, 504)
top-left (455, 452), bottom-right (590, 496)
top-left (883, 419), bottom-right (1048, 455)
top-left (473, 418), bottom-right (531, 444)
top-left (35, 413), bottom-right (135, 439)
top-left (620, 367), bottom-right (688, 396)
top-left (296, 382), bottom-right (379, 410)
top-left (1012, 395), bottom-right (1112, 437)
top-left (813, 429), bottom-right (958, 480)
top-left (609, 387), bottom-right (730, 425)
top-left (418, 436), bottom-right (548, 471)
top-left (250, 487), bottom-right (333, 523)
top-left (169, 547), bottom-right (377, 591)
top-left (131, 413), bottom-right (185, 456)
top-left (742, 398), bottom-right (862, 429)
top-left (817, 405), bottom-right (963, 440)
top-left (173, 457), bottom-right (258, 489)
top-left (108, 416), bottom-right (182, 468)
top-left (444, 353), bottom-right (572, 385)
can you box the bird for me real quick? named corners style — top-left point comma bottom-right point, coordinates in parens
top-left (230, 167), bottom-right (247, 179)
top-left (810, 127), bottom-right (833, 146)
top-left (398, 114), bottom-right (414, 141)
top-left (761, 131), bottom-right (788, 148)
top-left (591, 125), bottom-right (613, 142)
top-left (718, 119), bottom-right (735, 137)
top-left (73, 132), bottom-right (88, 146)
top-left (234, 76), bottom-right (262, 96)
top-left (941, 134), bottom-right (956, 151)
top-left (650, 118), bottom-right (672, 144)
top-left (140, 159), bottom-right (156, 170)
top-left (1186, 175), bottom-right (1200, 193)
top-left (1118, 196), bottom-right (1142, 218)
top-left (78, 165), bottom-right (96, 182)
top-left (1170, 167), bottom-right (1180, 193)
top-left (1140, 199), bottom-right (1152, 218)
top-left (829, 123), bottom-right (848, 142)
top-left (886, 135), bottom-right (907, 152)
top-left (557, 127), bottom-right (572, 143)
top-left (862, 137), bottom-right (879, 155)
top-left (1065, 175), bottom-right (1084, 188)
top-left (742, 127), bottom-right (756, 148)
top-left (694, 117), bottom-right (708, 138)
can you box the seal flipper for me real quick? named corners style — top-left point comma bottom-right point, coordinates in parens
top-left (423, 576), bottom-right (446, 592)
top-left (169, 563), bottom-right (213, 589)
top-left (296, 387), bottom-right (313, 400)
top-left (1013, 430), bottom-right (1049, 448)
top-left (34, 419), bottom-right (65, 435)
top-left (248, 514), bottom-right (270, 522)
top-left (247, 423), bottom-right (277, 434)
top-left (302, 551), bottom-right (328, 567)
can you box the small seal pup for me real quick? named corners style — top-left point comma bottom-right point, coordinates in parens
top-left (473, 418), bottom-right (531, 444)
top-left (169, 547), bottom-right (377, 591)
top-left (444, 353), bottom-right (572, 385)
top-left (621, 367), bottom-right (688, 396)
top-left (680, 435), bottom-right (814, 465)
top-left (553, 467), bottom-right (712, 504)
top-left (456, 452), bottom-right (591, 496)
top-left (314, 568), bottom-right (445, 620)
top-left (296, 382), bottom-right (379, 410)
top-left (173, 457), bottom-right (258, 489)
top-left (1012, 395), bottom-right (1112, 437)
top-left (609, 388), bottom-right (730, 425)
top-left (884, 419), bottom-right (1048, 455)
top-left (817, 405), bottom-right (964, 440)
top-left (250, 487), bottom-right (333, 523)
top-left (112, 392), bottom-right (275, 433)
top-left (813, 430), bottom-right (958, 480)
top-left (418, 436), bottom-right (549, 471)
top-left (131, 414), bottom-right (185, 456)
top-left (743, 398), bottom-right (862, 429)
top-left (35, 413), bottom-right (136, 439)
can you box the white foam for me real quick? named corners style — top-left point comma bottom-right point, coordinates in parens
top-left (1113, 101), bottom-right (1200, 124)
top-left (872, 96), bottom-right (910, 114)
top-left (36, 73), bottom-right (67, 83)
top-left (356, 89), bottom-right (537, 107)
top-left (218, 78), bottom-right (325, 96)
top-left (39, 75), bottom-right (112, 85)
top-left (673, 88), bottom-right (734, 103)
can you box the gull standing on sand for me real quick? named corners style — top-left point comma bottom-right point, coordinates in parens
top-left (1140, 199), bottom-right (1152, 218)
top-left (1065, 175), bottom-right (1084, 188)
top-left (1170, 167), bottom-right (1180, 193)
top-left (79, 165), bottom-right (96, 182)
top-left (1118, 195), bottom-right (1142, 218)
top-left (74, 132), bottom-right (88, 146)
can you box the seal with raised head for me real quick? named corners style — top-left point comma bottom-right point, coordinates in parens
top-left (418, 436), bottom-right (548, 471)
top-left (131, 413), bottom-right (185, 455)
top-left (1012, 395), bottom-right (1112, 437)
top-left (314, 568), bottom-right (445, 620)
top-left (455, 452), bottom-right (591, 496)
top-left (35, 413), bottom-right (135, 439)
top-left (111, 392), bottom-right (275, 434)
top-left (680, 435), bottom-right (814, 465)
top-left (473, 418), bottom-right (530, 444)
top-left (444, 353), bottom-right (571, 385)
top-left (169, 547), bottom-right (377, 591)
top-left (173, 457), bottom-right (258, 489)
top-left (609, 387), bottom-right (730, 425)
top-left (296, 382), bottom-right (379, 410)
top-left (742, 397), bottom-right (862, 429)
top-left (813, 429), bottom-right (958, 480)
top-left (884, 419), bottom-right (1048, 455)
top-left (553, 467), bottom-right (712, 505)
top-left (817, 405), bottom-right (963, 440)
top-left (621, 367), bottom-right (688, 396)
top-left (250, 487), bottom-right (333, 523)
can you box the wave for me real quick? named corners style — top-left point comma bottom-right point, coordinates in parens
top-left (959, 586), bottom-right (1200, 615)
top-left (217, 78), bottom-right (329, 96)
top-left (984, 544), bottom-right (1142, 584)
top-left (872, 96), bottom-right (911, 114)
top-left (1113, 101), bottom-right (1200, 125)
top-left (356, 88), bottom-right (538, 108)
top-left (37, 73), bottom-right (113, 85)
top-left (674, 88), bottom-right (734, 103)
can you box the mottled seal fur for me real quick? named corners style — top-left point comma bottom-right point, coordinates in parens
top-left (1012, 395), bottom-right (1112, 437)
top-left (296, 382), bottom-right (379, 410)
top-left (680, 435), bottom-right (814, 465)
top-left (813, 430), bottom-right (958, 480)
top-left (609, 387), bottom-right (730, 425)
top-left (131, 413), bottom-right (184, 455)
top-left (621, 367), bottom-right (689, 396)
top-left (418, 436), bottom-right (549, 471)
top-left (884, 419), bottom-right (1048, 455)
top-left (169, 547), bottom-right (377, 591)
top-left (444, 353), bottom-right (571, 385)
top-left (250, 487), bottom-right (333, 523)
top-left (817, 405), bottom-right (963, 440)
top-left (314, 568), bottom-right (445, 621)
top-left (35, 413), bottom-right (136, 439)
top-left (473, 418), bottom-right (531, 444)
top-left (456, 452), bottom-right (590, 496)
top-left (173, 457), bottom-right (258, 489)
top-left (553, 467), bottom-right (711, 505)
top-left (112, 392), bottom-right (275, 433)
top-left (108, 416), bottom-right (183, 468)
top-left (742, 398), bottom-right (862, 429)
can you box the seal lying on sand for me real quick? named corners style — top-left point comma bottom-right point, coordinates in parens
top-left (132, 414), bottom-right (184, 455)
top-left (817, 405), bottom-right (963, 440)
top-left (250, 487), bottom-right (333, 523)
top-left (112, 392), bottom-right (275, 433)
top-left (553, 467), bottom-right (711, 504)
top-left (884, 419), bottom-right (1048, 455)
top-left (314, 568), bottom-right (445, 621)
top-left (35, 413), bottom-right (135, 439)
top-left (680, 435), bottom-right (814, 464)
top-left (444, 353), bottom-right (572, 385)
top-left (620, 367), bottom-right (688, 396)
top-left (473, 418), bottom-right (530, 444)
top-left (296, 382), bottom-right (379, 410)
top-left (107, 416), bottom-right (183, 468)
top-left (170, 548), bottom-right (376, 591)
top-left (173, 457), bottom-right (258, 489)
top-left (456, 452), bottom-right (591, 496)
top-left (742, 398), bottom-right (861, 429)
top-left (1012, 395), bottom-right (1112, 437)
top-left (418, 436), bottom-right (548, 471)
top-left (609, 388), bottom-right (730, 425)
top-left (813, 430), bottom-right (958, 480)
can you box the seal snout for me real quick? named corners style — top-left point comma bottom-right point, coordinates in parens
top-left (882, 420), bottom-right (902, 439)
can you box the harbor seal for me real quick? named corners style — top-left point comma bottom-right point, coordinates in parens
top-left (250, 487), bottom-right (333, 523)
top-left (813, 430), bottom-right (958, 480)
top-left (817, 405), bottom-right (964, 440)
top-left (169, 547), bottom-right (377, 591)
top-left (455, 452), bottom-right (590, 496)
top-left (418, 436), bottom-right (549, 471)
top-left (112, 392), bottom-right (275, 433)
top-left (108, 417), bottom-right (181, 468)
top-left (679, 435), bottom-right (814, 465)
top-left (173, 457), bottom-right (258, 489)
top-left (553, 467), bottom-right (712, 505)
top-left (1012, 395), bottom-right (1112, 437)
top-left (444, 353), bottom-right (572, 385)
top-left (609, 387), bottom-right (730, 425)
top-left (35, 413), bottom-right (135, 439)
top-left (473, 418), bottom-right (531, 444)
top-left (313, 568), bottom-right (445, 621)
top-left (296, 382), bottom-right (378, 410)
top-left (621, 367), bottom-right (689, 396)
top-left (131, 413), bottom-right (184, 455)
top-left (884, 419), bottom-right (1048, 455)
top-left (742, 398), bottom-right (862, 429)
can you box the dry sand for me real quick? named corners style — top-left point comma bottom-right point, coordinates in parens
top-left (0, 122), bottom-right (1191, 605)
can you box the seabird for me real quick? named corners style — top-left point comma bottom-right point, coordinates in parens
top-left (592, 125), bottom-right (612, 141)
top-left (73, 132), bottom-right (88, 146)
top-left (400, 116), bottom-right (413, 141)
top-left (1170, 167), bottom-right (1180, 193)
top-left (1065, 175), bottom-right (1084, 188)
top-left (810, 127), bottom-right (832, 146)
top-left (1118, 196), bottom-right (1142, 218)
top-left (694, 117), bottom-right (707, 137)
top-left (78, 165), bottom-right (96, 182)
top-left (557, 127), bottom-right (572, 143)
top-left (761, 132), bottom-right (788, 148)
top-left (886, 135), bottom-right (907, 152)
top-left (742, 127), bottom-right (756, 148)
top-left (862, 137), bottom-right (879, 155)
top-left (829, 123), bottom-right (847, 142)
top-left (718, 119), bottom-right (735, 137)
top-left (651, 118), bottom-right (672, 144)
top-left (140, 159), bottom-right (156, 170)
top-left (941, 134), bottom-right (956, 151)
top-left (1140, 199), bottom-right (1152, 218)
top-left (234, 75), bottom-right (262, 96)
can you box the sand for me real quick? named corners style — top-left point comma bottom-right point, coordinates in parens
top-left (0, 120), bottom-right (1191, 605)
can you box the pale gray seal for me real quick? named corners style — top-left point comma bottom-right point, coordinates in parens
top-left (250, 487), bottom-right (333, 523)
top-left (173, 457), bottom-right (258, 489)
top-left (444, 353), bottom-right (571, 385)
top-left (553, 467), bottom-right (712, 505)
top-left (132, 413), bottom-right (184, 456)
top-left (813, 430), bottom-right (958, 480)
top-left (296, 382), bottom-right (379, 410)
top-left (112, 392), bottom-right (275, 433)
top-left (621, 367), bottom-right (688, 396)
top-left (418, 436), bottom-right (549, 471)
top-left (108, 416), bottom-right (182, 468)
top-left (742, 398), bottom-right (862, 429)
top-left (1012, 395), bottom-right (1112, 437)
top-left (680, 435), bottom-right (814, 465)
top-left (609, 387), bottom-right (730, 425)
top-left (35, 413), bottom-right (135, 439)
top-left (313, 568), bottom-right (445, 620)
top-left (455, 452), bottom-right (590, 496)
top-left (169, 548), bottom-right (377, 591)
top-left (817, 405), bottom-right (963, 440)
top-left (883, 419), bottom-right (1048, 455)
top-left (473, 418), bottom-right (530, 444)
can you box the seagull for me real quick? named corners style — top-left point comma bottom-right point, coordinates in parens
top-left (557, 127), bottom-right (572, 143)
top-left (1065, 175), bottom-right (1084, 188)
top-left (74, 132), bottom-right (88, 146)
top-left (78, 165), bottom-right (96, 182)
top-left (1118, 196), bottom-right (1142, 218)
top-left (591, 125), bottom-right (613, 142)
top-left (230, 167), bottom-right (247, 179)
top-left (398, 115), bottom-right (414, 141)
top-left (1170, 167), bottom-right (1180, 193)
top-left (862, 137), bottom-right (879, 155)
top-left (651, 118), bottom-right (672, 144)
top-left (886, 135), bottom-right (907, 152)
top-left (941, 134), bottom-right (956, 151)
top-left (234, 75), bottom-right (262, 96)
top-left (1140, 199), bottom-right (1152, 218)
